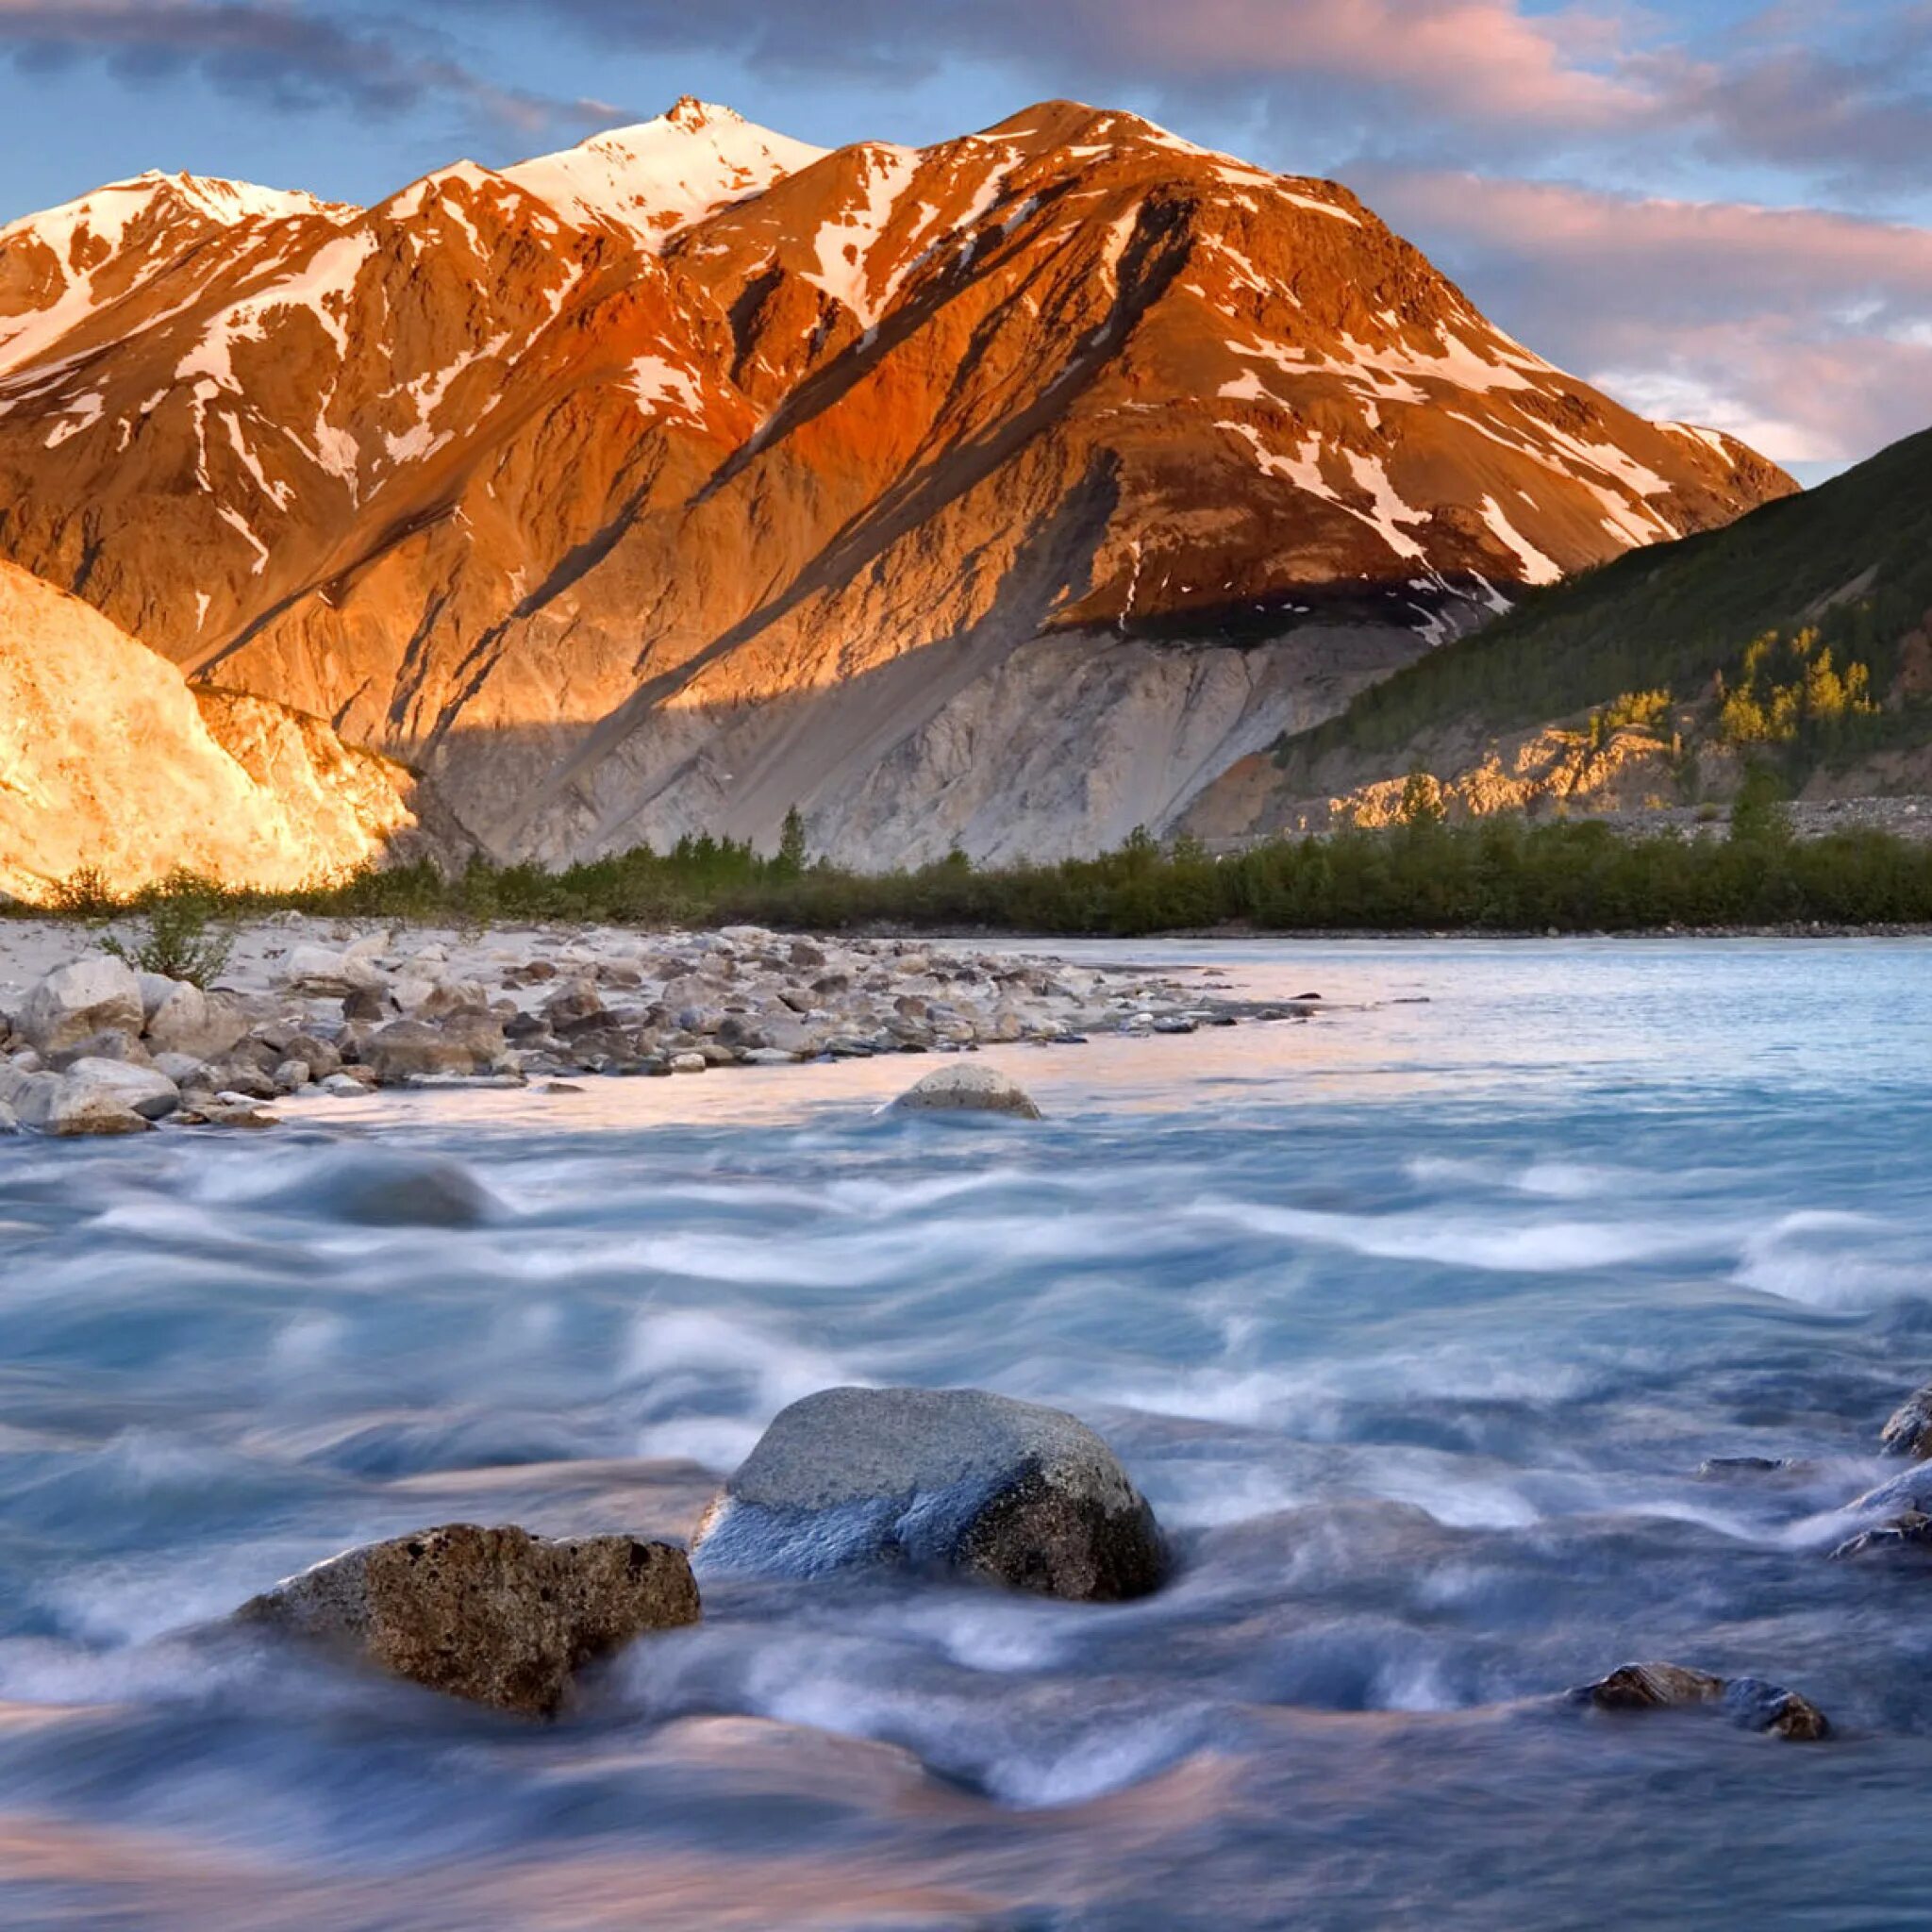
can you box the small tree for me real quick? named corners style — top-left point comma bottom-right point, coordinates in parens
top-left (102, 870), bottom-right (237, 987)
top-left (1397, 768), bottom-right (1446, 830)
top-left (776, 806), bottom-right (808, 876)
top-left (1728, 763), bottom-right (1792, 846)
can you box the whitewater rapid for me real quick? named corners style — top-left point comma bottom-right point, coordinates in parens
top-left (3, 938), bottom-right (1930, 1928)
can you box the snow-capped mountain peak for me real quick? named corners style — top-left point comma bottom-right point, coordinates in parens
top-left (505, 99), bottom-right (827, 246)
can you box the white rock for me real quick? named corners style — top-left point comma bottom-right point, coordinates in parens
top-left (319, 1072), bottom-right (372, 1097)
top-left (19, 956), bottom-right (144, 1054)
top-left (11, 1069), bottom-right (152, 1137)
top-left (138, 972), bottom-right (180, 1024)
top-left (889, 1063), bottom-right (1042, 1120)
top-left (281, 944), bottom-right (387, 996)
top-left (670, 1052), bottom-right (708, 1074)
top-left (145, 981), bottom-right (252, 1060)
top-left (63, 1057), bottom-right (181, 1121)
top-left (391, 974), bottom-right (439, 1012)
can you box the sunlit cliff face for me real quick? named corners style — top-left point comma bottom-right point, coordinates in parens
top-left (0, 558), bottom-right (422, 903)
top-left (0, 97), bottom-right (1791, 872)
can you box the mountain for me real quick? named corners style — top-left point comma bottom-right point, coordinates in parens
top-left (0, 558), bottom-right (443, 903)
top-left (1186, 425), bottom-right (1932, 838)
top-left (0, 96), bottom-right (1793, 869)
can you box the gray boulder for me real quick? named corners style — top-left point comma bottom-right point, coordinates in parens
top-left (45, 1028), bottom-right (152, 1070)
top-left (361, 1018), bottom-right (502, 1085)
top-left (1574, 1661), bottom-right (1829, 1740)
top-left (146, 981), bottom-right (253, 1061)
top-left (889, 1063), bottom-right (1042, 1120)
top-left (61, 1057), bottom-right (180, 1121)
top-left (237, 1523), bottom-right (701, 1716)
top-left (691, 1387), bottom-right (1165, 1601)
top-left (19, 957), bottom-right (144, 1055)
top-left (1881, 1384), bottom-right (1932, 1459)
top-left (0, 1064), bottom-right (152, 1137)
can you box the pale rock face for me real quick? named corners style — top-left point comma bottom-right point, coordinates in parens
top-left (0, 561), bottom-right (431, 904)
top-left (0, 99), bottom-right (1792, 874)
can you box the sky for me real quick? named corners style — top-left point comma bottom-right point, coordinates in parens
top-left (2, 1), bottom-right (1928, 486)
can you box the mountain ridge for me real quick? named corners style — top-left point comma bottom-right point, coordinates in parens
top-left (0, 94), bottom-right (1794, 869)
top-left (1184, 423), bottom-right (1932, 840)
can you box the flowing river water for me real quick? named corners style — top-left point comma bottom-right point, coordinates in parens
top-left (4, 938), bottom-right (1931, 1930)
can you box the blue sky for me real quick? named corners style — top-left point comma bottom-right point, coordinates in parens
top-left (4, 1), bottom-right (1929, 483)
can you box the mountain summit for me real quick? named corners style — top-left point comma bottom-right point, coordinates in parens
top-left (0, 99), bottom-right (1792, 866)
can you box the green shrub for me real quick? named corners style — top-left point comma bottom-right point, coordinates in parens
top-left (101, 870), bottom-right (238, 987)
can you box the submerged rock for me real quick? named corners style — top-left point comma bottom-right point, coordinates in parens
top-left (237, 1523), bottom-right (701, 1716)
top-left (888, 1063), bottom-right (1042, 1120)
top-left (1830, 1509), bottom-right (1932, 1560)
top-left (1880, 1384), bottom-right (1932, 1460)
top-left (1574, 1661), bottom-right (1828, 1740)
top-left (691, 1386), bottom-right (1165, 1601)
top-left (269, 1151), bottom-right (502, 1227)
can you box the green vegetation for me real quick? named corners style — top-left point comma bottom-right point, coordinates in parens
top-left (97, 870), bottom-right (239, 986)
top-left (1281, 425), bottom-right (1932, 785)
top-left (20, 809), bottom-right (1932, 940)
top-left (1714, 627), bottom-right (1878, 749)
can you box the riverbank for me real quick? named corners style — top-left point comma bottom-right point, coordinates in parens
top-left (22, 802), bottom-right (1932, 939)
top-left (0, 914), bottom-right (1308, 1135)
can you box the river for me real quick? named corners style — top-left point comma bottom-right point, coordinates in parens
top-left (3, 938), bottom-right (1929, 1929)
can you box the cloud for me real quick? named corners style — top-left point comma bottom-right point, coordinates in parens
top-left (1358, 169), bottom-right (1932, 462)
top-left (451, 0), bottom-right (1651, 134)
top-left (0, 0), bottom-right (605, 136)
top-left (441, 0), bottom-right (1932, 193)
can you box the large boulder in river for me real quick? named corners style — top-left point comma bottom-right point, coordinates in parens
top-left (889, 1063), bottom-right (1041, 1120)
top-left (360, 1016), bottom-right (504, 1085)
top-left (1574, 1661), bottom-right (1829, 1740)
top-left (691, 1387), bottom-right (1165, 1601)
top-left (237, 1523), bottom-right (701, 1716)
top-left (59, 1057), bottom-right (179, 1121)
top-left (1881, 1384), bottom-right (1932, 1459)
top-left (18, 957), bottom-right (143, 1054)
top-left (0, 1062), bottom-right (153, 1137)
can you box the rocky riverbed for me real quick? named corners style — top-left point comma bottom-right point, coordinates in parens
top-left (0, 915), bottom-right (1310, 1135)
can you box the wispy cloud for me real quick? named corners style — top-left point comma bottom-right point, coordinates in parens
top-left (0, 0), bottom-right (606, 135)
top-left (1360, 169), bottom-right (1932, 462)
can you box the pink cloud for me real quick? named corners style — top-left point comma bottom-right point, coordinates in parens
top-left (1041, 0), bottom-right (1650, 127)
top-left (1359, 169), bottom-right (1932, 463)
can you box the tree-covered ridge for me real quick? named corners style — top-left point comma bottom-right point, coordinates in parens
top-left (1278, 423), bottom-right (1932, 778)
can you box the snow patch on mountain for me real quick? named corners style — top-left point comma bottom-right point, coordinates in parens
top-left (508, 98), bottom-right (824, 245)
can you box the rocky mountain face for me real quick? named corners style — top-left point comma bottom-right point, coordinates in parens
top-left (0, 97), bottom-right (1793, 868)
top-left (0, 558), bottom-right (439, 903)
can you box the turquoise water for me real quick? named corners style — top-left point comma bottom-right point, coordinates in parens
top-left (3, 939), bottom-right (1930, 1929)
